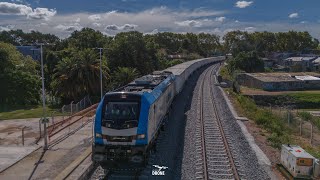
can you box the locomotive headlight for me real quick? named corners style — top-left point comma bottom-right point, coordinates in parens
top-left (95, 133), bottom-right (102, 138)
top-left (137, 134), bottom-right (146, 139)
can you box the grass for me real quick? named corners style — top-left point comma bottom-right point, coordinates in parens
top-left (219, 66), bottom-right (233, 81)
top-left (288, 92), bottom-right (320, 106)
top-left (0, 106), bottom-right (64, 120)
top-left (228, 89), bottom-right (320, 158)
top-left (230, 90), bottom-right (291, 148)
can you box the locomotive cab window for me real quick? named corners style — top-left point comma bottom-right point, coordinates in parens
top-left (102, 101), bottom-right (140, 129)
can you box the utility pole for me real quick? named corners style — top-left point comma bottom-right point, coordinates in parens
top-left (40, 44), bottom-right (48, 150)
top-left (94, 48), bottom-right (105, 100)
top-left (31, 43), bottom-right (52, 150)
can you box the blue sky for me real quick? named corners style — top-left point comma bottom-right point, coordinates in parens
top-left (0, 0), bottom-right (319, 38)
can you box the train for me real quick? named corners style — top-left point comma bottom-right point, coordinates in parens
top-left (92, 56), bottom-right (225, 169)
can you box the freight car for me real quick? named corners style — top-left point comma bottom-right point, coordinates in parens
top-left (92, 56), bottom-right (224, 169)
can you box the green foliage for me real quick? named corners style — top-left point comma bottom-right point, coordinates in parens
top-left (298, 111), bottom-right (313, 122)
top-left (228, 51), bottom-right (264, 73)
top-left (0, 42), bottom-right (40, 107)
top-left (219, 66), bottom-right (232, 81)
top-left (235, 93), bottom-right (290, 148)
top-left (51, 48), bottom-right (109, 102)
top-left (0, 106), bottom-right (64, 120)
top-left (107, 31), bottom-right (154, 74)
top-left (112, 67), bottom-right (139, 88)
top-left (288, 92), bottom-right (320, 108)
top-left (65, 28), bottom-right (111, 50)
top-left (0, 29), bottom-right (59, 45)
top-left (160, 59), bottom-right (184, 69)
top-left (223, 30), bottom-right (319, 56)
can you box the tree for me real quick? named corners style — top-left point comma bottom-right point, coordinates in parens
top-left (66, 28), bottom-right (111, 50)
top-left (107, 31), bottom-right (154, 74)
top-left (223, 30), bottom-right (254, 56)
top-left (228, 51), bottom-right (264, 73)
top-left (0, 42), bottom-right (40, 107)
top-left (112, 67), bottom-right (139, 87)
top-left (51, 48), bottom-right (109, 102)
top-left (197, 33), bottom-right (221, 57)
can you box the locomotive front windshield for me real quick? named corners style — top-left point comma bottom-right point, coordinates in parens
top-left (102, 101), bottom-right (140, 129)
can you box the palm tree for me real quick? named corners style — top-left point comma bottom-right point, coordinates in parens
top-left (113, 67), bottom-right (139, 88)
top-left (51, 48), bottom-right (109, 101)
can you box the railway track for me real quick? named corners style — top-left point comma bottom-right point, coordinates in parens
top-left (195, 64), bottom-right (242, 180)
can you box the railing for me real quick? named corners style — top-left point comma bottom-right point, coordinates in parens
top-left (61, 96), bottom-right (92, 115)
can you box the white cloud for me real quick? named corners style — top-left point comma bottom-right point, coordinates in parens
top-left (215, 16), bottom-right (226, 22)
top-left (88, 14), bottom-right (101, 21)
top-left (55, 24), bottom-right (83, 32)
top-left (75, 18), bottom-right (80, 23)
top-left (175, 20), bottom-right (203, 27)
top-left (244, 27), bottom-right (256, 32)
top-left (92, 22), bottom-right (101, 27)
top-left (0, 26), bottom-right (11, 31)
top-left (27, 8), bottom-right (56, 20)
top-left (105, 24), bottom-right (137, 31)
top-left (289, 13), bottom-right (299, 18)
top-left (105, 10), bottom-right (117, 16)
top-left (2, 6), bottom-right (320, 40)
top-left (235, 1), bottom-right (253, 8)
top-left (0, 2), bottom-right (56, 20)
top-left (0, 2), bottom-right (32, 15)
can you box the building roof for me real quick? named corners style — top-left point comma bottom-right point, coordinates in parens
top-left (243, 72), bottom-right (320, 82)
top-left (313, 57), bottom-right (320, 64)
top-left (245, 73), bottom-right (298, 82)
top-left (285, 56), bottom-right (317, 62)
top-left (295, 75), bottom-right (320, 81)
top-left (282, 144), bottom-right (314, 159)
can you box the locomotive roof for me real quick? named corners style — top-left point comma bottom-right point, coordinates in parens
top-left (115, 71), bottom-right (173, 93)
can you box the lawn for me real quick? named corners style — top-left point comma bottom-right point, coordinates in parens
top-left (0, 106), bottom-right (64, 120)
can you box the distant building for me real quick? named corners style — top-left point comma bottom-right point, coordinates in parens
top-left (313, 57), bottom-right (320, 71)
top-left (236, 72), bottom-right (320, 91)
top-left (283, 56), bottom-right (318, 71)
top-left (16, 46), bottom-right (40, 61)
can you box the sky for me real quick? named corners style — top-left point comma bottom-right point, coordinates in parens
top-left (0, 0), bottom-right (319, 39)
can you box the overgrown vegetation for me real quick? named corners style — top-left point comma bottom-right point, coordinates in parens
top-left (298, 111), bottom-right (320, 131)
top-left (233, 92), bottom-right (291, 148)
top-left (230, 90), bottom-right (320, 157)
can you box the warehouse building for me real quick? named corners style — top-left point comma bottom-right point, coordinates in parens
top-left (236, 72), bottom-right (320, 91)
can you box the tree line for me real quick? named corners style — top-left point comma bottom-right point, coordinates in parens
top-left (223, 30), bottom-right (319, 75)
top-left (0, 28), bottom-right (319, 108)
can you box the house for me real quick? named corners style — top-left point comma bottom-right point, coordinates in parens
top-left (283, 56), bottom-right (318, 71)
top-left (16, 46), bottom-right (40, 61)
top-left (312, 57), bottom-right (320, 71)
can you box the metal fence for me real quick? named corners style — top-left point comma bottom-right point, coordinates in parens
top-left (61, 96), bottom-right (92, 115)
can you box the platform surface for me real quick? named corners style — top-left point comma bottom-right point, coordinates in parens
top-left (0, 146), bottom-right (39, 172)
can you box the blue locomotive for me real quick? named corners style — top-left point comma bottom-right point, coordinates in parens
top-left (92, 57), bottom-right (224, 169)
